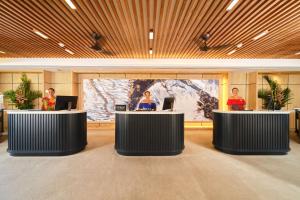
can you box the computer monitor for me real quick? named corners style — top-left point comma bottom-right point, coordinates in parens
top-left (162, 97), bottom-right (175, 111)
top-left (55, 96), bottom-right (78, 111)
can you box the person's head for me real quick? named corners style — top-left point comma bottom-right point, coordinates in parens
top-left (144, 91), bottom-right (151, 98)
top-left (47, 88), bottom-right (55, 97)
top-left (232, 87), bottom-right (239, 96)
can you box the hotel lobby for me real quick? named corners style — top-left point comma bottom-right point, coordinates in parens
top-left (1, 0), bottom-right (300, 199)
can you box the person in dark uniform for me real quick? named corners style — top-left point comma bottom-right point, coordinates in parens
top-left (138, 91), bottom-right (156, 111)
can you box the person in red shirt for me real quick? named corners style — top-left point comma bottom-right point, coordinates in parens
top-left (41, 88), bottom-right (56, 111)
top-left (227, 87), bottom-right (246, 111)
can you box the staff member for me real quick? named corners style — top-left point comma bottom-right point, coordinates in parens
top-left (138, 91), bottom-right (156, 111)
top-left (41, 88), bottom-right (56, 111)
top-left (227, 87), bottom-right (246, 111)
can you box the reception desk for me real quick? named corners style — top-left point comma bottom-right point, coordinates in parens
top-left (295, 108), bottom-right (300, 135)
top-left (7, 110), bottom-right (87, 156)
top-left (115, 111), bottom-right (184, 156)
top-left (213, 110), bottom-right (290, 155)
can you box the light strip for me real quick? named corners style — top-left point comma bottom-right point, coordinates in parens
top-left (253, 30), bottom-right (269, 41)
top-left (226, 0), bottom-right (239, 11)
top-left (237, 43), bottom-right (243, 48)
top-left (149, 48), bottom-right (153, 54)
top-left (65, 49), bottom-right (74, 55)
top-left (58, 43), bottom-right (65, 47)
top-left (149, 30), bottom-right (154, 40)
top-left (0, 51), bottom-right (5, 54)
top-left (65, 0), bottom-right (76, 9)
top-left (227, 49), bottom-right (236, 55)
top-left (33, 29), bottom-right (49, 39)
top-left (295, 52), bottom-right (300, 55)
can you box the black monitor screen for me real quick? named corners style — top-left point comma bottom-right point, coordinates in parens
top-left (55, 96), bottom-right (78, 110)
top-left (162, 97), bottom-right (175, 110)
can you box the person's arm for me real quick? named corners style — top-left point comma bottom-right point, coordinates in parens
top-left (227, 99), bottom-right (232, 111)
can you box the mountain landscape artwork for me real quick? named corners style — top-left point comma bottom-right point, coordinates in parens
top-left (83, 79), bottom-right (219, 121)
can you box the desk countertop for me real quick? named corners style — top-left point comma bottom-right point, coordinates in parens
top-left (6, 110), bottom-right (86, 114)
top-left (213, 110), bottom-right (290, 114)
top-left (115, 111), bottom-right (184, 115)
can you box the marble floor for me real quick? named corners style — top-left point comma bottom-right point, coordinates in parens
top-left (1, 130), bottom-right (300, 200)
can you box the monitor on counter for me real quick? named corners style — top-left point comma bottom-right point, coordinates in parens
top-left (55, 96), bottom-right (78, 111)
top-left (162, 97), bottom-right (175, 111)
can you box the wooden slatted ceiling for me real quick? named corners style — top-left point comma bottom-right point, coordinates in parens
top-left (0, 0), bottom-right (299, 59)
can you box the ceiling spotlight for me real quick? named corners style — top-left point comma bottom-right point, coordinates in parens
top-left (65, 0), bottom-right (76, 9)
top-left (58, 43), bottom-right (65, 47)
top-left (253, 30), bottom-right (269, 41)
top-left (0, 51), bottom-right (5, 54)
top-left (237, 43), bottom-right (243, 48)
top-left (149, 48), bottom-right (153, 54)
top-left (228, 49), bottom-right (236, 55)
top-left (65, 49), bottom-right (74, 55)
top-left (33, 29), bottom-right (49, 39)
top-left (226, 0), bottom-right (239, 11)
top-left (149, 30), bottom-right (154, 40)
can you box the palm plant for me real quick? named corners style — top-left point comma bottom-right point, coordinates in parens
top-left (3, 74), bottom-right (42, 109)
top-left (258, 75), bottom-right (292, 110)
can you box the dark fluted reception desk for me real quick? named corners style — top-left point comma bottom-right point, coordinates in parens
top-left (115, 111), bottom-right (184, 156)
top-left (7, 110), bottom-right (87, 156)
top-left (213, 110), bottom-right (290, 155)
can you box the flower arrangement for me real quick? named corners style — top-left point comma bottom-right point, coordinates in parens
top-left (41, 96), bottom-right (55, 111)
top-left (3, 74), bottom-right (42, 109)
top-left (258, 75), bottom-right (292, 110)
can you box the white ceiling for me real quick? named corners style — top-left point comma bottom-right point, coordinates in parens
top-left (0, 58), bottom-right (300, 72)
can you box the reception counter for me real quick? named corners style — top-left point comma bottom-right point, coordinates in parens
top-left (7, 110), bottom-right (87, 156)
top-left (115, 111), bottom-right (184, 156)
top-left (213, 110), bottom-right (290, 155)
top-left (295, 108), bottom-right (300, 135)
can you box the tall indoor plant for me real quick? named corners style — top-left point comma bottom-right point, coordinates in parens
top-left (4, 74), bottom-right (42, 109)
top-left (258, 75), bottom-right (292, 110)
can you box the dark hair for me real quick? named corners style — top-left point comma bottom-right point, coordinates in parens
top-left (232, 87), bottom-right (239, 92)
top-left (48, 88), bottom-right (55, 93)
top-left (144, 91), bottom-right (150, 95)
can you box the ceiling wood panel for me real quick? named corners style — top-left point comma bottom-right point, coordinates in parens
top-left (0, 0), bottom-right (299, 58)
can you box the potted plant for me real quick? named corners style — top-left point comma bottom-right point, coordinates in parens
top-left (3, 74), bottom-right (42, 109)
top-left (258, 75), bottom-right (292, 110)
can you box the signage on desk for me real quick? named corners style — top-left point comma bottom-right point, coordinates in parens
top-left (115, 105), bottom-right (127, 111)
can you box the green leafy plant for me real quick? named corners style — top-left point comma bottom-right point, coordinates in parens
top-left (3, 74), bottom-right (42, 109)
top-left (258, 75), bottom-right (292, 110)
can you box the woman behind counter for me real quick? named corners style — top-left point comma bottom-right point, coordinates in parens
top-left (138, 91), bottom-right (156, 111)
top-left (227, 87), bottom-right (246, 111)
top-left (42, 88), bottom-right (56, 111)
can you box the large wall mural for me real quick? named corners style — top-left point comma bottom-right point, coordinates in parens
top-left (83, 79), bottom-right (219, 121)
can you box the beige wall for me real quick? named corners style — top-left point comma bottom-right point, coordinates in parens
top-left (1, 70), bottom-right (299, 130)
top-left (0, 72), bottom-right (44, 109)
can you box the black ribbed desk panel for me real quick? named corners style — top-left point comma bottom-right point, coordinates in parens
top-left (0, 109), bottom-right (3, 135)
top-left (213, 112), bottom-right (290, 155)
top-left (8, 112), bottom-right (87, 156)
top-left (115, 113), bottom-right (184, 156)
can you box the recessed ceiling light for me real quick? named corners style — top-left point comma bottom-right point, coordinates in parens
top-left (237, 43), bottom-right (243, 48)
top-left (65, 0), bottom-right (76, 9)
top-left (65, 49), bottom-right (74, 55)
top-left (295, 52), bottom-right (300, 55)
top-left (253, 30), bottom-right (269, 41)
top-left (58, 43), bottom-right (65, 47)
top-left (33, 29), bottom-right (49, 39)
top-left (226, 0), bottom-right (239, 11)
top-left (0, 51), bottom-right (5, 54)
top-left (149, 48), bottom-right (153, 54)
top-left (149, 30), bottom-right (154, 40)
top-left (228, 49), bottom-right (236, 55)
